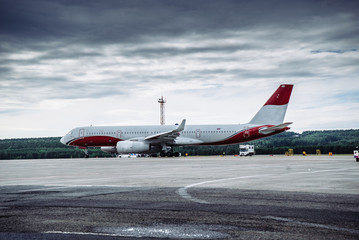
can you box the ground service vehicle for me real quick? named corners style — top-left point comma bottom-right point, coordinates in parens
top-left (239, 145), bottom-right (255, 156)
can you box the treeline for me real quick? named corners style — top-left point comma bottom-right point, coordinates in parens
top-left (0, 137), bottom-right (108, 159)
top-left (250, 130), bottom-right (359, 155)
top-left (0, 129), bottom-right (358, 159)
top-left (177, 129), bottom-right (359, 156)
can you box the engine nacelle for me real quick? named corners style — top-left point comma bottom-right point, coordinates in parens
top-left (101, 146), bottom-right (117, 153)
top-left (116, 141), bottom-right (150, 153)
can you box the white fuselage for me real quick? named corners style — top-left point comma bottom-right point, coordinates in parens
top-left (60, 123), bottom-right (264, 148)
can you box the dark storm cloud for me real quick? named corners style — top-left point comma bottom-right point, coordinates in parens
top-left (1, 0), bottom-right (358, 47)
top-left (1, 0), bottom-right (358, 65)
top-left (0, 58), bottom-right (41, 67)
top-left (121, 44), bottom-right (254, 58)
top-left (187, 67), bottom-right (317, 80)
top-left (1, 74), bottom-right (125, 103)
top-left (311, 49), bottom-right (357, 54)
top-left (1, 0), bottom-right (358, 100)
top-left (39, 50), bottom-right (103, 60)
top-left (0, 66), bottom-right (12, 75)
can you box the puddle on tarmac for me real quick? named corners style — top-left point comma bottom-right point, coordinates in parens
top-left (95, 224), bottom-right (233, 239)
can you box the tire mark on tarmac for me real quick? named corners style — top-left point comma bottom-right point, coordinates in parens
top-left (176, 167), bottom-right (356, 204)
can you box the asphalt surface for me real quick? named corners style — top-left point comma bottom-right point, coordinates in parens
top-left (0, 155), bottom-right (358, 239)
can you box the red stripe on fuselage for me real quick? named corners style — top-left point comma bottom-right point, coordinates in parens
top-left (67, 126), bottom-right (290, 147)
top-left (201, 125), bottom-right (289, 146)
top-left (69, 136), bottom-right (122, 147)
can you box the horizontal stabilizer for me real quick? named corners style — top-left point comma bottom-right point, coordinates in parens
top-left (259, 122), bottom-right (293, 135)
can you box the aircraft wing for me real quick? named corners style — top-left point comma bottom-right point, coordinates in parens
top-left (145, 119), bottom-right (186, 142)
top-left (259, 122), bottom-right (293, 135)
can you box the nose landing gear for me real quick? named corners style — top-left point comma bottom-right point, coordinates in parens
top-left (79, 147), bottom-right (89, 158)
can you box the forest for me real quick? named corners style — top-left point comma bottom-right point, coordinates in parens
top-left (0, 129), bottom-right (358, 159)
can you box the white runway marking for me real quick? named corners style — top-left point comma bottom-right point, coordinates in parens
top-left (177, 174), bottom-right (269, 204)
top-left (45, 224), bottom-right (231, 239)
top-left (176, 167), bottom-right (356, 204)
top-left (265, 216), bottom-right (359, 234)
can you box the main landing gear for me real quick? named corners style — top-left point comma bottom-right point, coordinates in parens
top-left (160, 150), bottom-right (180, 157)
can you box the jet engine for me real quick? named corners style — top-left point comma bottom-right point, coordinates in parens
top-left (100, 146), bottom-right (117, 153)
top-left (116, 141), bottom-right (150, 153)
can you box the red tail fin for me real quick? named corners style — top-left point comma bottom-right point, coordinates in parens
top-left (249, 84), bottom-right (294, 125)
top-left (264, 84), bottom-right (293, 106)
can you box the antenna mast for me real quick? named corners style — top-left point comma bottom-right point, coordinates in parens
top-left (158, 96), bottom-right (166, 125)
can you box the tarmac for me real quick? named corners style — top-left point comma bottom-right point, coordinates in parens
top-left (0, 155), bottom-right (358, 239)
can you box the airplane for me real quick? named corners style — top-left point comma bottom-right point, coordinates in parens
top-left (60, 84), bottom-right (293, 157)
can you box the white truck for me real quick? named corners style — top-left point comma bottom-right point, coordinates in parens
top-left (239, 144), bottom-right (255, 156)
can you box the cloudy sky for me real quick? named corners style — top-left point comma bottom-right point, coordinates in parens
top-left (0, 0), bottom-right (358, 138)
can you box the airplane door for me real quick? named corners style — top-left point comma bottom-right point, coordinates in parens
top-left (79, 129), bottom-right (85, 138)
top-left (117, 130), bottom-right (122, 139)
top-left (196, 129), bottom-right (201, 138)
